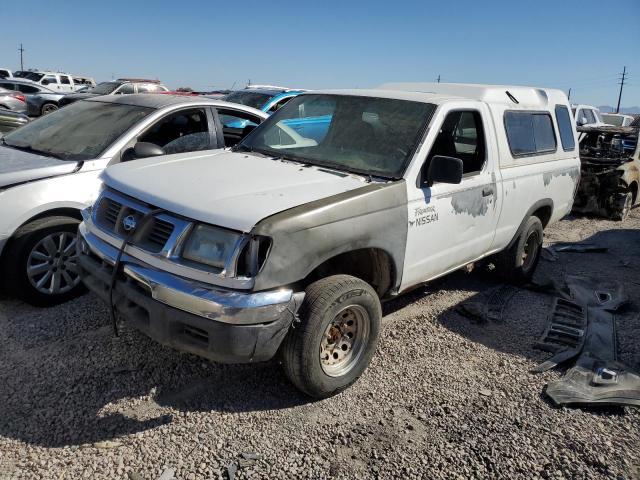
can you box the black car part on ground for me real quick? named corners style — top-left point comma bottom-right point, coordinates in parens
top-left (532, 275), bottom-right (640, 408)
top-left (573, 125), bottom-right (639, 220)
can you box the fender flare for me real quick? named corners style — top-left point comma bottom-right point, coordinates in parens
top-left (506, 199), bottom-right (554, 250)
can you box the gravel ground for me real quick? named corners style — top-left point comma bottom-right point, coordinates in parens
top-left (1, 212), bottom-right (639, 480)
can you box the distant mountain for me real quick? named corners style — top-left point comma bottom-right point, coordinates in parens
top-left (598, 106), bottom-right (640, 115)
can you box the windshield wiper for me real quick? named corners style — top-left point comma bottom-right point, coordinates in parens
top-left (2, 142), bottom-right (65, 160)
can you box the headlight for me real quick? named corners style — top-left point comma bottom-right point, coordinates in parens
top-left (182, 224), bottom-right (242, 269)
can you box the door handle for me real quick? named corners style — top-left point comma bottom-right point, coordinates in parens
top-left (482, 187), bottom-right (494, 197)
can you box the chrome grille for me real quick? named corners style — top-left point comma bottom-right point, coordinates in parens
top-left (94, 191), bottom-right (178, 254)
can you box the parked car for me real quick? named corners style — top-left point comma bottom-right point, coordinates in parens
top-left (0, 109), bottom-right (29, 134)
top-left (26, 91), bottom-right (68, 116)
top-left (0, 95), bottom-right (267, 306)
top-left (76, 83), bottom-right (579, 398)
top-left (59, 79), bottom-right (169, 107)
top-left (601, 113), bottom-right (635, 127)
top-left (0, 68), bottom-right (12, 79)
top-left (0, 87), bottom-right (27, 114)
top-left (572, 104), bottom-right (609, 127)
top-left (19, 70), bottom-right (91, 92)
top-left (573, 124), bottom-right (640, 220)
top-left (72, 76), bottom-right (96, 88)
top-left (223, 86), bottom-right (305, 114)
top-left (0, 79), bottom-right (65, 116)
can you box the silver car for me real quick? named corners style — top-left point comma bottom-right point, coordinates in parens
top-left (0, 87), bottom-right (27, 114)
top-left (0, 94), bottom-right (268, 305)
top-left (0, 79), bottom-right (63, 116)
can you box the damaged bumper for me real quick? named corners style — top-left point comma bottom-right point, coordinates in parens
top-left (77, 222), bottom-right (304, 363)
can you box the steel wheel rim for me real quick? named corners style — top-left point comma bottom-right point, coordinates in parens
top-left (320, 304), bottom-right (370, 377)
top-left (27, 232), bottom-right (80, 295)
top-left (521, 231), bottom-right (539, 271)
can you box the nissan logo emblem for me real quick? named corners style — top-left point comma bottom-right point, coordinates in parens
top-left (122, 215), bottom-right (137, 232)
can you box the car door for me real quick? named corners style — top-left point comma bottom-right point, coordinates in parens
top-left (59, 75), bottom-right (73, 92)
top-left (401, 102), bottom-right (501, 289)
top-left (212, 107), bottom-right (266, 148)
top-left (119, 106), bottom-right (220, 161)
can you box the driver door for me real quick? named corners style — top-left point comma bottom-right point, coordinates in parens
top-left (401, 103), bottom-right (501, 289)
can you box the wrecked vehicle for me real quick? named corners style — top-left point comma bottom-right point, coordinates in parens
top-left (77, 83), bottom-right (579, 398)
top-left (573, 124), bottom-right (640, 220)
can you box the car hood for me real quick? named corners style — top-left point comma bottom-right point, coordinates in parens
top-left (102, 150), bottom-right (368, 232)
top-left (0, 145), bottom-right (78, 188)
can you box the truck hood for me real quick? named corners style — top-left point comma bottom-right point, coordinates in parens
top-left (102, 150), bottom-right (368, 232)
top-left (0, 145), bottom-right (79, 188)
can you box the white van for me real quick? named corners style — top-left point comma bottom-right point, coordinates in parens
top-left (77, 83), bottom-right (580, 398)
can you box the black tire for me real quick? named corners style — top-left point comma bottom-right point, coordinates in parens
top-left (495, 216), bottom-right (543, 284)
top-left (40, 102), bottom-right (58, 116)
top-left (608, 191), bottom-right (632, 221)
top-left (280, 274), bottom-right (382, 398)
top-left (2, 216), bottom-right (85, 306)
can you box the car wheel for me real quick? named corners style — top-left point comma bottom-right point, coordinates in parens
top-left (495, 216), bottom-right (543, 285)
top-left (280, 274), bottom-right (381, 398)
top-left (608, 191), bottom-right (632, 221)
top-left (41, 103), bottom-right (58, 115)
top-left (2, 216), bottom-right (85, 306)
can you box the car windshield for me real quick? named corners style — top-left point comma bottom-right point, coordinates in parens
top-left (224, 91), bottom-right (274, 109)
top-left (24, 72), bottom-right (44, 81)
top-left (602, 114), bottom-right (624, 127)
top-left (89, 82), bottom-right (121, 95)
top-left (236, 94), bottom-right (435, 178)
top-left (2, 101), bottom-right (153, 161)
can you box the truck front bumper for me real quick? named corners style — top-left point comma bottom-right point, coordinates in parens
top-left (77, 222), bottom-right (304, 363)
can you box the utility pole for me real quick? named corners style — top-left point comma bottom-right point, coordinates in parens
top-left (567, 88), bottom-right (571, 101)
top-left (616, 66), bottom-right (627, 114)
top-left (437, 74), bottom-right (441, 83)
top-left (18, 43), bottom-right (25, 71)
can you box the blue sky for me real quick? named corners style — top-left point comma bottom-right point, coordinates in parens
top-left (1, 0), bottom-right (639, 107)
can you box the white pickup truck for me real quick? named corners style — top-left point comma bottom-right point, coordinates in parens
top-left (77, 83), bottom-right (580, 398)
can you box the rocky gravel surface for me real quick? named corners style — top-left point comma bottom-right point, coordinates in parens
top-left (1, 212), bottom-right (640, 480)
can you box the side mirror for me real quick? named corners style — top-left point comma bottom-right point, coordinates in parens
top-left (134, 142), bottom-right (165, 159)
top-left (425, 155), bottom-right (463, 186)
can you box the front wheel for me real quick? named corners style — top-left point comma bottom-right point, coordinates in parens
top-left (2, 216), bottom-right (85, 306)
top-left (280, 275), bottom-right (381, 398)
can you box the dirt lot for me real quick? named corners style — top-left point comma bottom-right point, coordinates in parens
top-left (1, 212), bottom-right (639, 480)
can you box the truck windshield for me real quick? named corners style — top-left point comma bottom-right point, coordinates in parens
top-left (224, 91), bottom-right (273, 109)
top-left (24, 72), bottom-right (44, 82)
top-left (2, 101), bottom-right (153, 161)
top-left (236, 94), bottom-right (435, 178)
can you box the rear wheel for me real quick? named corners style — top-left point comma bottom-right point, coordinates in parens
top-left (495, 216), bottom-right (543, 284)
top-left (41, 103), bottom-right (58, 115)
top-left (2, 216), bottom-right (85, 306)
top-left (608, 191), bottom-right (632, 221)
top-left (280, 275), bottom-right (381, 398)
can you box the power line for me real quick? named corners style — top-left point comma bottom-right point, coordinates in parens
top-left (616, 66), bottom-right (627, 113)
